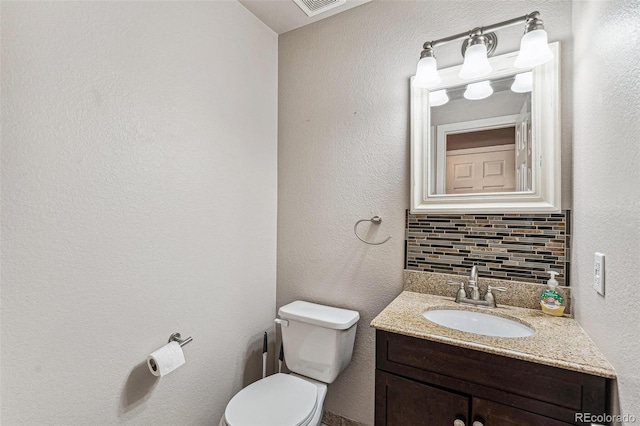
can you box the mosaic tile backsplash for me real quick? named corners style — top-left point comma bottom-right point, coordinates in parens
top-left (405, 211), bottom-right (570, 286)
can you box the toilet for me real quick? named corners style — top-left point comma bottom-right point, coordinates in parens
top-left (220, 300), bottom-right (360, 426)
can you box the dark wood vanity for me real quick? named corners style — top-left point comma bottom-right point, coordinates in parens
top-left (375, 330), bottom-right (611, 426)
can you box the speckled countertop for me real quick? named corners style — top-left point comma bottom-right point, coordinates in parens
top-left (371, 291), bottom-right (616, 379)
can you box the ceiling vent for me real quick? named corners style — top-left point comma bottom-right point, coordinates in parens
top-left (293, 0), bottom-right (347, 17)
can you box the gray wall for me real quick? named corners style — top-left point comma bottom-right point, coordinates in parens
top-left (277, 1), bottom-right (572, 423)
top-left (1, 2), bottom-right (277, 424)
top-left (6, 1), bottom-right (637, 424)
top-left (571, 0), bottom-right (640, 420)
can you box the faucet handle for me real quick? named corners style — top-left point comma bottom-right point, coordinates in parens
top-left (485, 286), bottom-right (507, 308)
top-left (447, 280), bottom-right (465, 291)
top-left (447, 281), bottom-right (466, 302)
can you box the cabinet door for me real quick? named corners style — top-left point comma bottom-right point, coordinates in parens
top-left (472, 398), bottom-right (573, 426)
top-left (376, 370), bottom-right (469, 426)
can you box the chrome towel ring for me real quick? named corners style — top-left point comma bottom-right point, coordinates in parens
top-left (354, 216), bottom-right (391, 245)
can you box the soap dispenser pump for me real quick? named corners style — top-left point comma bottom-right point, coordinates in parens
top-left (539, 271), bottom-right (565, 316)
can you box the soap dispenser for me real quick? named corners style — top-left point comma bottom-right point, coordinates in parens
top-left (539, 271), bottom-right (565, 316)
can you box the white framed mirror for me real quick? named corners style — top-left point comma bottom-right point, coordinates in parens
top-left (410, 42), bottom-right (560, 213)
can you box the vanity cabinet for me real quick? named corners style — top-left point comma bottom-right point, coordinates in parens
top-left (375, 330), bottom-right (609, 426)
top-left (376, 371), bottom-right (469, 425)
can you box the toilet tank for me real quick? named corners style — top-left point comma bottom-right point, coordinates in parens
top-left (278, 301), bottom-right (359, 384)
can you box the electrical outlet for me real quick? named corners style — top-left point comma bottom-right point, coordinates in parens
top-left (594, 252), bottom-right (605, 296)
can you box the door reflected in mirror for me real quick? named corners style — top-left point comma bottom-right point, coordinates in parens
top-left (430, 74), bottom-right (532, 195)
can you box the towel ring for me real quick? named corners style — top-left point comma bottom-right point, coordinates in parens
top-left (354, 216), bottom-right (391, 246)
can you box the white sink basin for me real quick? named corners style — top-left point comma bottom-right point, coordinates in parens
top-left (423, 309), bottom-right (535, 338)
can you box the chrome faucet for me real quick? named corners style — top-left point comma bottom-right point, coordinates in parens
top-left (447, 266), bottom-right (507, 308)
top-left (468, 265), bottom-right (480, 300)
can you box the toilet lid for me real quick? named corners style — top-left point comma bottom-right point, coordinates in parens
top-left (224, 373), bottom-right (318, 426)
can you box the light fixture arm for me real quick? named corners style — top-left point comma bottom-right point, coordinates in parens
top-left (419, 43), bottom-right (435, 59)
top-left (422, 11), bottom-right (541, 50)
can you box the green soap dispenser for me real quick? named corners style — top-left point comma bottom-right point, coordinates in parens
top-left (540, 271), bottom-right (565, 316)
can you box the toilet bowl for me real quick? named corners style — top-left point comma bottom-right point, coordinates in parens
top-left (219, 373), bottom-right (327, 426)
top-left (220, 301), bottom-right (359, 426)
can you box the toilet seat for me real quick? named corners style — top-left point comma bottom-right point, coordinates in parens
top-left (224, 373), bottom-right (318, 426)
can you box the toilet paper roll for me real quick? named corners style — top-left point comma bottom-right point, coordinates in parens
top-left (147, 341), bottom-right (185, 377)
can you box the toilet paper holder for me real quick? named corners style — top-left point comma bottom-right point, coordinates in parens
top-left (168, 332), bottom-right (193, 347)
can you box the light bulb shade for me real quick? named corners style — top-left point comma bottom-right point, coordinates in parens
top-left (459, 44), bottom-right (492, 79)
top-left (464, 80), bottom-right (493, 100)
top-left (515, 29), bottom-right (553, 68)
top-left (429, 89), bottom-right (449, 107)
top-left (414, 56), bottom-right (441, 88)
top-left (511, 72), bottom-right (533, 93)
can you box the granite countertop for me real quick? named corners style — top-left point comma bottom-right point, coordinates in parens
top-left (371, 291), bottom-right (616, 379)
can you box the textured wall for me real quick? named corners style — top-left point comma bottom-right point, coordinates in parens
top-left (278, 1), bottom-right (572, 423)
top-left (571, 0), bottom-right (640, 419)
top-left (1, 2), bottom-right (277, 424)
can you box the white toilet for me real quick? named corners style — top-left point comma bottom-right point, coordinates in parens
top-left (220, 300), bottom-right (360, 426)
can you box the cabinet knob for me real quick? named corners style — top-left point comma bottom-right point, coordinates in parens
top-left (453, 420), bottom-right (465, 426)
top-left (472, 422), bottom-right (484, 426)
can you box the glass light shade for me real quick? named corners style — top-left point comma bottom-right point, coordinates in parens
top-left (414, 56), bottom-right (441, 88)
top-left (429, 89), bottom-right (449, 107)
top-left (511, 72), bottom-right (533, 93)
top-left (459, 44), bottom-right (492, 79)
top-left (464, 80), bottom-right (493, 100)
top-left (514, 29), bottom-right (553, 68)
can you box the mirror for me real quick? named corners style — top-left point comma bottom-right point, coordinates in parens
top-left (432, 76), bottom-right (531, 195)
top-left (410, 42), bottom-right (560, 213)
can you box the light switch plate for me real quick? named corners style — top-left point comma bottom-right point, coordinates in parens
top-left (594, 252), bottom-right (605, 295)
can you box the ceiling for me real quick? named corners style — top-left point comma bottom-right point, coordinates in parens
top-left (238, 0), bottom-right (372, 35)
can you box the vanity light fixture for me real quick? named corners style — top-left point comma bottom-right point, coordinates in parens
top-left (463, 80), bottom-right (493, 100)
top-left (413, 11), bottom-right (552, 88)
top-left (414, 44), bottom-right (441, 88)
top-left (515, 16), bottom-right (553, 68)
top-left (458, 32), bottom-right (494, 79)
top-left (511, 71), bottom-right (533, 93)
top-left (429, 89), bottom-right (449, 106)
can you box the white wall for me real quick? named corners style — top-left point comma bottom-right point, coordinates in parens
top-left (278, 1), bottom-right (572, 423)
top-left (1, 2), bottom-right (277, 424)
top-left (571, 0), bottom-right (640, 420)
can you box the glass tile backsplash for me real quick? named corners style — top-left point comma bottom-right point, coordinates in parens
top-left (405, 210), bottom-right (570, 286)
